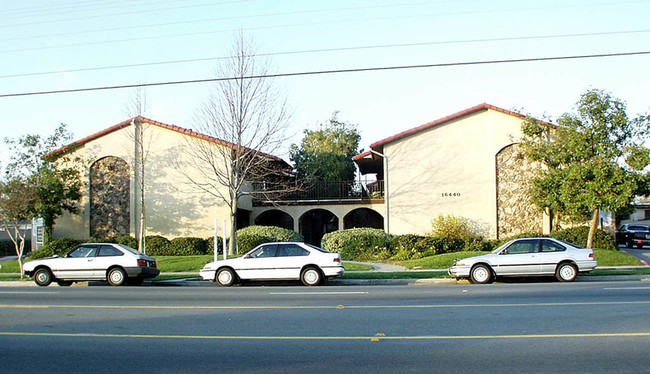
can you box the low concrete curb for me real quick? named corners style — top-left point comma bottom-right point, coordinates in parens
top-left (6, 276), bottom-right (650, 288)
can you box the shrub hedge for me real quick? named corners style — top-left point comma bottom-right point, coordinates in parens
top-left (144, 236), bottom-right (172, 256)
top-left (29, 238), bottom-right (84, 259)
top-left (169, 237), bottom-right (210, 256)
top-left (23, 225), bottom-right (617, 262)
top-left (321, 228), bottom-right (392, 261)
top-left (550, 226), bottom-right (617, 250)
top-left (236, 226), bottom-right (303, 254)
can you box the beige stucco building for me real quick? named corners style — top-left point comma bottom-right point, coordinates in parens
top-left (354, 104), bottom-right (550, 239)
top-left (51, 104), bottom-right (549, 245)
top-left (50, 117), bottom-right (266, 240)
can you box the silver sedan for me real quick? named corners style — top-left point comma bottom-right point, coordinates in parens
top-left (24, 243), bottom-right (159, 287)
top-left (448, 237), bottom-right (597, 284)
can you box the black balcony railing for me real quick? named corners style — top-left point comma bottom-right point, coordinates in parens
top-left (252, 180), bottom-right (384, 203)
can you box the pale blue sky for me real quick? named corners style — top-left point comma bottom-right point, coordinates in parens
top-left (1, 0), bottom-right (649, 165)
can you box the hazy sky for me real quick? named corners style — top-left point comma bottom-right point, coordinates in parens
top-left (1, 0), bottom-right (649, 165)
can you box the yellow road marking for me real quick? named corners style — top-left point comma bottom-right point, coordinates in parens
top-left (1, 301), bottom-right (649, 310)
top-left (1, 331), bottom-right (649, 341)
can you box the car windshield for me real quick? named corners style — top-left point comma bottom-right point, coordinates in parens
top-left (628, 225), bottom-right (649, 231)
top-left (492, 240), bottom-right (515, 254)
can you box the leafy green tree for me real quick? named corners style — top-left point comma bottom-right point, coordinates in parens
top-left (520, 89), bottom-right (650, 248)
top-left (4, 123), bottom-right (83, 243)
top-left (290, 112), bottom-right (361, 182)
top-left (0, 178), bottom-right (38, 277)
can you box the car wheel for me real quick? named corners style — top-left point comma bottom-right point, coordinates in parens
top-left (556, 263), bottom-right (577, 282)
top-left (300, 267), bottom-right (322, 286)
top-left (107, 267), bottom-right (127, 286)
top-left (470, 264), bottom-right (492, 284)
top-left (216, 268), bottom-right (236, 287)
top-left (33, 268), bottom-right (53, 287)
top-left (56, 281), bottom-right (73, 287)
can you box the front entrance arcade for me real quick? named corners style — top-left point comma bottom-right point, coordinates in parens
top-left (251, 204), bottom-right (385, 246)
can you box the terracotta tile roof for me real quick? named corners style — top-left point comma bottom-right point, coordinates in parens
top-left (359, 103), bottom-right (552, 154)
top-left (45, 116), bottom-right (287, 164)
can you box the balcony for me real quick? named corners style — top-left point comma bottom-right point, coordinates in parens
top-left (252, 180), bottom-right (384, 205)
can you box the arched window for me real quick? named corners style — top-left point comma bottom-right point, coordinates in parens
top-left (299, 209), bottom-right (338, 246)
top-left (254, 209), bottom-right (294, 230)
top-left (343, 208), bottom-right (384, 230)
top-left (89, 156), bottom-right (130, 238)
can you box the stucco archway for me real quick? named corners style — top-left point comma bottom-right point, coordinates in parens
top-left (89, 156), bottom-right (130, 238)
top-left (343, 208), bottom-right (384, 230)
top-left (299, 209), bottom-right (338, 246)
top-left (254, 209), bottom-right (294, 230)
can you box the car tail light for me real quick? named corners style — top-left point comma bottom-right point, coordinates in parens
top-left (138, 259), bottom-right (155, 267)
top-left (334, 258), bottom-right (340, 263)
top-left (589, 253), bottom-right (594, 258)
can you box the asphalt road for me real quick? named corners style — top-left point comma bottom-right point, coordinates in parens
top-left (2, 281), bottom-right (649, 373)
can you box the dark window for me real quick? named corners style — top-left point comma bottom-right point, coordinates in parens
top-left (504, 240), bottom-right (538, 254)
top-left (645, 210), bottom-right (650, 220)
top-left (277, 244), bottom-right (309, 257)
top-left (98, 245), bottom-right (124, 257)
top-left (68, 246), bottom-right (97, 258)
top-left (249, 244), bottom-right (278, 258)
top-left (541, 240), bottom-right (566, 252)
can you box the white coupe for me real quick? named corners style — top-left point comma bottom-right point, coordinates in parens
top-left (448, 237), bottom-right (597, 284)
top-left (200, 242), bottom-right (345, 286)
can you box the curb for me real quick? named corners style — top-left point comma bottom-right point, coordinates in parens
top-left (5, 276), bottom-right (650, 288)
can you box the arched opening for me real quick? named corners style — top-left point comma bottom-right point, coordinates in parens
top-left (344, 208), bottom-right (384, 230)
top-left (89, 156), bottom-right (130, 238)
top-left (299, 209), bottom-right (338, 246)
top-left (254, 209), bottom-right (294, 230)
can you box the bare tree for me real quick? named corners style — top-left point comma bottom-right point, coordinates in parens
top-left (180, 33), bottom-right (292, 255)
top-left (124, 88), bottom-right (154, 253)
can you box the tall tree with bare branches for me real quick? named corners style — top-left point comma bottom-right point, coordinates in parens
top-left (179, 33), bottom-right (292, 255)
top-left (124, 88), bottom-right (154, 253)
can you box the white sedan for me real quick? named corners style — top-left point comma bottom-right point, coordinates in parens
top-left (200, 242), bottom-right (345, 286)
top-left (448, 237), bottom-right (597, 284)
top-left (24, 243), bottom-right (159, 287)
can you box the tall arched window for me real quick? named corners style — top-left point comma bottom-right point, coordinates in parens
top-left (89, 156), bottom-right (130, 238)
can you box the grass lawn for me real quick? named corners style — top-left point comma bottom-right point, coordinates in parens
top-left (593, 249), bottom-right (643, 266)
top-left (397, 251), bottom-right (490, 270)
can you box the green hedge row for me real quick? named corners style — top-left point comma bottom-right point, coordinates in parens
top-left (28, 225), bottom-right (304, 259)
top-left (320, 227), bottom-right (617, 261)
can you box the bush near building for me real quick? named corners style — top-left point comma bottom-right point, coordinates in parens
top-left (321, 228), bottom-right (392, 261)
top-left (319, 224), bottom-right (617, 262)
top-left (236, 225), bottom-right (304, 254)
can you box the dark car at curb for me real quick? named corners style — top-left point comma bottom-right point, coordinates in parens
top-left (615, 224), bottom-right (650, 248)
